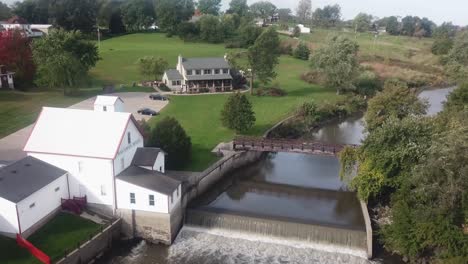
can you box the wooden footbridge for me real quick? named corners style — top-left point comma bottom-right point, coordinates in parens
top-left (233, 136), bottom-right (357, 156)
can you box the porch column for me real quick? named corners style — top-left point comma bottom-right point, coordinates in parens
top-left (212, 81), bottom-right (215, 92)
top-left (222, 81), bottom-right (224, 92)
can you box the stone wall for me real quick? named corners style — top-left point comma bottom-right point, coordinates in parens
top-left (56, 218), bottom-right (121, 264)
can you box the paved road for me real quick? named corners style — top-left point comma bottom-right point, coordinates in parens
top-left (0, 92), bottom-right (168, 163)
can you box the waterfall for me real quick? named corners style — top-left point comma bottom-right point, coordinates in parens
top-left (185, 208), bottom-right (367, 251)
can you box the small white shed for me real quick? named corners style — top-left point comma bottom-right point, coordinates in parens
top-left (94, 96), bottom-right (125, 112)
top-left (297, 24), bottom-right (311, 34)
top-left (131, 147), bottom-right (166, 173)
top-left (0, 157), bottom-right (69, 238)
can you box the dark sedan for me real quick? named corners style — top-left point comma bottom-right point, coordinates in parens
top-left (149, 94), bottom-right (169, 101)
top-left (137, 108), bottom-right (158, 116)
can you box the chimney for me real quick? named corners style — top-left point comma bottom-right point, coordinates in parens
top-left (177, 55), bottom-right (183, 72)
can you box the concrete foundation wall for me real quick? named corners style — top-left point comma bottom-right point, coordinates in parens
top-left (360, 200), bottom-right (373, 259)
top-left (56, 219), bottom-right (121, 264)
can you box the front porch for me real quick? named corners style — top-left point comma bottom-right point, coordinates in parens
top-left (184, 79), bottom-right (233, 93)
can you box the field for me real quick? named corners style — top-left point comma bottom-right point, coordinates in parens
top-left (1, 30), bottom-right (442, 170)
top-left (0, 213), bottom-right (101, 264)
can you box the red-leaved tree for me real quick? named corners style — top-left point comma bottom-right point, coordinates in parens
top-left (0, 29), bottom-right (35, 89)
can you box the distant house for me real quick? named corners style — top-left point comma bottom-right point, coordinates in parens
top-left (94, 95), bottom-right (125, 112)
top-left (0, 16), bottom-right (52, 38)
top-left (0, 156), bottom-right (69, 238)
top-left (162, 55), bottom-right (233, 93)
top-left (296, 24), bottom-right (311, 34)
top-left (0, 65), bottom-right (14, 89)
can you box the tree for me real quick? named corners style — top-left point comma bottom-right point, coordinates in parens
top-left (385, 16), bottom-right (400, 35)
top-left (432, 22), bottom-right (456, 55)
top-left (12, 0), bottom-right (50, 24)
top-left (247, 27), bottom-right (280, 91)
top-left (353, 13), bottom-right (372, 32)
top-left (156, 0), bottom-right (195, 34)
top-left (221, 92), bottom-right (256, 133)
top-left (401, 16), bottom-right (418, 36)
top-left (121, 0), bottom-right (155, 32)
top-left (198, 0), bottom-right (221, 16)
top-left (445, 31), bottom-right (468, 83)
top-left (198, 15), bottom-right (225, 43)
top-left (311, 36), bottom-right (359, 94)
top-left (236, 22), bottom-right (263, 48)
top-left (0, 29), bottom-right (35, 89)
top-left (277, 8), bottom-right (291, 24)
top-left (32, 29), bottom-right (99, 94)
top-left (177, 21), bottom-right (200, 41)
top-left (148, 117), bottom-right (191, 170)
top-left (365, 79), bottom-right (427, 132)
top-left (227, 0), bottom-right (249, 17)
top-left (296, 0), bottom-right (311, 24)
top-left (109, 7), bottom-right (126, 34)
top-left (292, 25), bottom-right (300, 38)
top-left (312, 4), bottom-right (341, 28)
top-left (0, 1), bottom-right (11, 20)
top-left (250, 1), bottom-right (276, 24)
top-left (293, 42), bottom-right (310, 60)
top-left (49, 0), bottom-right (97, 33)
top-left (137, 56), bottom-right (168, 80)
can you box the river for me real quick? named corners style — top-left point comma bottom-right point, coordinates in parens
top-left (99, 87), bottom-right (455, 264)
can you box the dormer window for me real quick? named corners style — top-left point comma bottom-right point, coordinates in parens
top-left (195, 70), bottom-right (201, 75)
top-left (223, 69), bottom-right (229, 74)
top-left (187, 70), bottom-right (192, 75)
top-left (127, 132), bottom-right (131, 144)
top-left (214, 69), bottom-right (220, 74)
top-left (204, 69), bottom-right (212, 74)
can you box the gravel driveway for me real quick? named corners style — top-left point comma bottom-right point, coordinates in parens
top-left (0, 92), bottom-right (168, 163)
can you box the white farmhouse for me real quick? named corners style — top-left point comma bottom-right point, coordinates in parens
top-left (0, 157), bottom-right (69, 238)
top-left (0, 16), bottom-right (51, 38)
top-left (94, 95), bottom-right (125, 112)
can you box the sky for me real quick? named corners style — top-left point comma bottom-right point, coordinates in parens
top-left (1, 0), bottom-right (467, 26)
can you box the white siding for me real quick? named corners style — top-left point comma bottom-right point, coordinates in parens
top-left (168, 185), bottom-right (182, 212)
top-left (0, 197), bottom-right (18, 235)
top-left (114, 121), bottom-right (144, 176)
top-left (116, 179), bottom-right (169, 214)
top-left (28, 153), bottom-right (114, 206)
top-left (94, 100), bottom-right (125, 113)
top-left (17, 175), bottom-right (69, 232)
top-left (153, 153), bottom-right (165, 173)
top-left (162, 73), bottom-right (182, 91)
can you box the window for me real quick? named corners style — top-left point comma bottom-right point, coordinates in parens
top-left (187, 70), bottom-right (192, 75)
top-left (172, 81), bottom-right (177, 86)
top-left (103, 106), bottom-right (107, 112)
top-left (149, 195), bottom-right (155, 206)
top-left (130, 193), bottom-right (136, 204)
top-left (101, 185), bottom-right (107, 196)
top-left (171, 194), bottom-right (173, 204)
top-left (55, 187), bottom-right (60, 192)
top-left (78, 161), bottom-right (84, 173)
top-left (176, 80), bottom-right (181, 85)
top-left (223, 68), bottom-right (229, 74)
top-left (29, 203), bottom-right (35, 208)
top-left (127, 132), bottom-right (131, 144)
top-left (195, 70), bottom-right (201, 75)
top-left (204, 69), bottom-right (212, 74)
top-left (214, 69), bottom-right (220, 74)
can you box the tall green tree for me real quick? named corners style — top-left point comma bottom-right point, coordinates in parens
top-left (156, 0), bottom-right (195, 34)
top-left (32, 29), bottom-right (99, 94)
top-left (293, 42), bottom-right (310, 60)
top-left (312, 4), bottom-right (341, 28)
top-left (365, 79), bottom-right (427, 132)
top-left (221, 92), bottom-right (256, 133)
top-left (431, 22), bottom-right (456, 55)
top-left (121, 0), bottom-right (155, 32)
top-left (227, 0), bottom-right (249, 17)
top-left (198, 15), bottom-right (224, 43)
top-left (250, 1), bottom-right (276, 24)
top-left (296, 0), bottom-right (311, 24)
top-left (385, 16), bottom-right (400, 35)
top-left (137, 56), bottom-right (168, 80)
top-left (50, 0), bottom-right (97, 33)
top-left (148, 117), bottom-right (192, 170)
top-left (311, 36), bottom-right (359, 94)
top-left (445, 31), bottom-right (468, 83)
top-left (12, 0), bottom-right (50, 24)
top-left (197, 0), bottom-right (221, 16)
top-left (353, 13), bottom-right (372, 32)
top-left (0, 1), bottom-right (11, 20)
top-left (401, 16), bottom-right (418, 36)
top-left (247, 27), bottom-right (280, 92)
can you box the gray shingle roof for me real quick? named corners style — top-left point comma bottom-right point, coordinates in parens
top-left (165, 69), bottom-right (183, 80)
top-left (186, 74), bottom-right (232, 81)
top-left (131, 147), bottom-right (163, 167)
top-left (117, 166), bottom-right (180, 196)
top-left (182, 57), bottom-right (231, 70)
top-left (0, 156), bottom-right (67, 203)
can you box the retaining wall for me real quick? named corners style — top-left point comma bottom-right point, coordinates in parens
top-left (56, 218), bottom-right (121, 264)
top-left (360, 200), bottom-right (373, 259)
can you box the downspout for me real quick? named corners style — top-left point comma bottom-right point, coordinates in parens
top-left (111, 160), bottom-right (118, 216)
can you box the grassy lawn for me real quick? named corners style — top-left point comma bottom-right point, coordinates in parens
top-left (0, 213), bottom-right (101, 264)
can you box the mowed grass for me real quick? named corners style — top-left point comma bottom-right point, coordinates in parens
top-left (0, 213), bottom-right (101, 264)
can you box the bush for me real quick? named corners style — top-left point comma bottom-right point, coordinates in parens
top-left (255, 87), bottom-right (287, 97)
top-left (431, 37), bottom-right (453, 55)
top-left (279, 41), bottom-right (293, 55)
top-left (221, 92), bottom-right (256, 133)
top-left (354, 71), bottom-right (382, 96)
top-left (158, 83), bottom-right (171, 92)
top-left (269, 122), bottom-right (303, 139)
top-left (293, 42), bottom-right (311, 60)
top-left (300, 70), bottom-right (327, 85)
top-left (148, 117), bottom-right (191, 170)
top-left (292, 26), bottom-right (301, 38)
top-left (177, 21), bottom-right (200, 41)
top-left (231, 69), bottom-right (247, 89)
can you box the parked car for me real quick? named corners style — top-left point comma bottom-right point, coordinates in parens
top-left (137, 108), bottom-right (158, 116)
top-left (149, 94), bottom-right (169, 101)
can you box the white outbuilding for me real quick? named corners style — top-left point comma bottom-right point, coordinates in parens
top-left (0, 156), bottom-right (69, 238)
top-left (297, 24), bottom-right (311, 34)
top-left (94, 96), bottom-right (125, 112)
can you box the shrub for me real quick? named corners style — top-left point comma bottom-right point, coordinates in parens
top-left (177, 21), bottom-right (200, 41)
top-left (279, 42), bottom-right (293, 55)
top-left (293, 42), bottom-right (311, 60)
top-left (269, 122), bottom-right (303, 139)
top-left (354, 71), bottom-right (382, 96)
top-left (148, 117), bottom-right (191, 170)
top-left (158, 83), bottom-right (171, 92)
top-left (255, 87), bottom-right (287, 97)
top-left (221, 92), bottom-right (256, 133)
top-left (300, 70), bottom-right (327, 85)
top-left (292, 26), bottom-right (301, 38)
